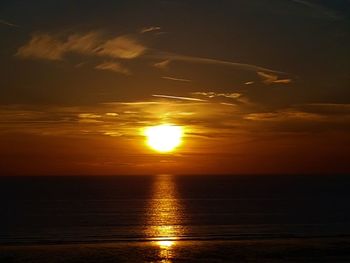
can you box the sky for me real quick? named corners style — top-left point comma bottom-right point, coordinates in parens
top-left (0, 0), bottom-right (349, 175)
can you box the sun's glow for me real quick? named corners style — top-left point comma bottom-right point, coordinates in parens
top-left (144, 124), bottom-right (183, 153)
top-left (157, 240), bottom-right (175, 248)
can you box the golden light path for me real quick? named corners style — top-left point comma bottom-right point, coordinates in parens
top-left (144, 124), bottom-right (183, 153)
top-left (145, 174), bottom-right (185, 262)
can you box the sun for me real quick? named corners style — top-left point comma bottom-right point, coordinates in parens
top-left (144, 124), bottom-right (183, 153)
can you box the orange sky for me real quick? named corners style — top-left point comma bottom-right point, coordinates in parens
top-left (1, 0), bottom-right (349, 175)
top-left (1, 101), bottom-right (349, 175)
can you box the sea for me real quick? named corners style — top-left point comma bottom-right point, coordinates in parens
top-left (1, 175), bottom-right (350, 262)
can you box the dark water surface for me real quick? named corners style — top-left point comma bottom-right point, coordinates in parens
top-left (1, 175), bottom-right (350, 262)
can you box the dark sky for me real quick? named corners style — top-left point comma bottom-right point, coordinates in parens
top-left (1, 0), bottom-right (349, 175)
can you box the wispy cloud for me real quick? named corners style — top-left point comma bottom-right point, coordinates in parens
top-left (95, 61), bottom-right (130, 75)
top-left (16, 28), bottom-right (291, 82)
top-left (16, 33), bottom-right (67, 60)
top-left (65, 32), bottom-right (102, 55)
top-left (152, 91), bottom-right (249, 107)
top-left (257, 72), bottom-right (292, 85)
top-left (245, 111), bottom-right (324, 122)
top-left (244, 103), bottom-right (350, 129)
top-left (244, 72), bottom-right (292, 85)
top-left (192, 92), bottom-right (242, 99)
top-left (154, 60), bottom-right (171, 69)
top-left (191, 91), bottom-right (252, 106)
top-left (161, 76), bottom-right (191, 82)
top-left (96, 35), bottom-right (146, 59)
top-left (296, 103), bottom-right (350, 115)
top-left (290, 0), bottom-right (343, 20)
top-left (78, 113), bottom-right (102, 119)
top-left (1, 101), bottom-right (350, 140)
top-left (16, 32), bottom-right (146, 61)
top-left (150, 51), bottom-right (287, 75)
top-left (152, 94), bottom-right (206, 102)
top-left (0, 19), bottom-right (19, 27)
top-left (140, 26), bottom-right (161, 33)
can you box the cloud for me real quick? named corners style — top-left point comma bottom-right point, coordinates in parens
top-left (78, 113), bottom-right (102, 119)
top-left (257, 72), bottom-right (292, 85)
top-left (191, 91), bottom-right (251, 106)
top-left (95, 61), bottom-right (130, 75)
top-left (141, 26), bottom-right (161, 33)
top-left (16, 28), bottom-right (295, 91)
top-left (244, 72), bottom-right (292, 85)
top-left (96, 35), bottom-right (146, 59)
top-left (16, 32), bottom-right (146, 61)
top-left (65, 32), bottom-right (101, 55)
top-left (192, 92), bottom-right (242, 99)
top-left (220, 103), bottom-right (236, 106)
top-left (152, 94), bottom-right (207, 102)
top-left (296, 103), bottom-right (350, 115)
top-left (161, 76), bottom-right (192, 82)
top-left (150, 51), bottom-right (287, 75)
top-left (244, 103), bottom-right (350, 127)
top-left (16, 29), bottom-right (290, 82)
top-left (105, 112), bottom-right (119, 117)
top-left (154, 60), bottom-right (171, 69)
top-left (244, 111), bottom-right (324, 122)
top-left (0, 19), bottom-right (19, 27)
top-left (152, 91), bottom-right (249, 107)
top-left (290, 0), bottom-right (343, 20)
top-left (16, 34), bottom-right (66, 60)
top-left (2, 101), bottom-right (350, 141)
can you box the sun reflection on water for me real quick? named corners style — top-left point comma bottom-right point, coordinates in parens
top-left (146, 174), bottom-right (185, 262)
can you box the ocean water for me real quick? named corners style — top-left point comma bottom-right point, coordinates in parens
top-left (1, 175), bottom-right (350, 262)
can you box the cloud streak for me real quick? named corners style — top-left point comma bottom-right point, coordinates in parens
top-left (161, 76), bottom-right (191, 82)
top-left (152, 91), bottom-right (250, 107)
top-left (290, 0), bottom-right (343, 20)
top-left (140, 26), bottom-right (161, 33)
top-left (154, 60), bottom-right (171, 69)
top-left (150, 51), bottom-right (287, 75)
top-left (152, 94), bottom-right (207, 102)
top-left (0, 19), bottom-right (19, 27)
top-left (192, 92), bottom-right (242, 99)
top-left (95, 61), bottom-right (130, 75)
top-left (257, 72), bottom-right (292, 85)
